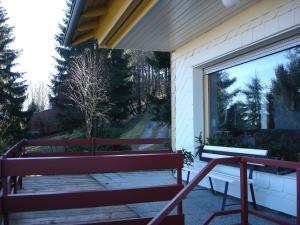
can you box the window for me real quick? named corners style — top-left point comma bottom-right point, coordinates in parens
top-left (205, 45), bottom-right (300, 160)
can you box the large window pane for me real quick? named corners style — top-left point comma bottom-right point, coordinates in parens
top-left (208, 46), bottom-right (300, 160)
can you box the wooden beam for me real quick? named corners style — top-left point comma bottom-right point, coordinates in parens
top-left (76, 21), bottom-right (99, 32)
top-left (94, 0), bottom-right (135, 46)
top-left (71, 31), bottom-right (95, 45)
top-left (82, 6), bottom-right (107, 18)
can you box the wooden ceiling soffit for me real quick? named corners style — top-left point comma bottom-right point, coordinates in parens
top-left (76, 21), bottom-right (99, 32)
top-left (72, 31), bottom-right (95, 45)
top-left (94, 0), bottom-right (136, 48)
top-left (82, 6), bottom-right (107, 18)
top-left (71, 0), bottom-right (157, 47)
top-left (104, 0), bottom-right (157, 48)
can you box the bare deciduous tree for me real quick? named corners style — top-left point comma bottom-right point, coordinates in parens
top-left (30, 81), bottom-right (48, 111)
top-left (66, 50), bottom-right (109, 138)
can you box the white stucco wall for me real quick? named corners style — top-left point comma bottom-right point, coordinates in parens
top-left (171, 0), bottom-right (300, 216)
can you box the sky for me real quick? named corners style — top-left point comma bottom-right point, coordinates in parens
top-left (2, 0), bottom-right (68, 106)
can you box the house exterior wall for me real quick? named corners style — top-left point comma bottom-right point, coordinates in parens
top-left (171, 0), bottom-right (300, 216)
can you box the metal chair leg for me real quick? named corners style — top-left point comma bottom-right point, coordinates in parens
top-left (249, 183), bottom-right (257, 210)
top-left (209, 177), bottom-right (216, 195)
top-left (221, 181), bottom-right (229, 211)
top-left (186, 171), bottom-right (190, 185)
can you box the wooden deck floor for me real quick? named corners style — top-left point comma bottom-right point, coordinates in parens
top-left (10, 174), bottom-right (138, 225)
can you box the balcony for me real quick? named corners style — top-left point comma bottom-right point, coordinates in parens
top-left (0, 138), bottom-right (299, 225)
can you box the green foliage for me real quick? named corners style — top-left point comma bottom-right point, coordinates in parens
top-left (0, 3), bottom-right (29, 146)
top-left (243, 75), bottom-right (263, 129)
top-left (146, 52), bottom-right (171, 125)
top-left (27, 101), bottom-right (38, 114)
top-left (121, 113), bottom-right (150, 138)
top-left (147, 93), bottom-right (171, 125)
top-left (146, 52), bottom-right (170, 69)
top-left (50, 0), bottom-right (95, 131)
top-left (107, 49), bottom-right (133, 125)
top-left (200, 129), bottom-right (299, 162)
top-left (216, 72), bottom-right (239, 130)
top-left (0, 142), bottom-right (8, 154)
top-left (49, 2), bottom-right (171, 138)
top-left (255, 129), bottom-right (300, 161)
top-left (182, 148), bottom-right (194, 167)
top-left (194, 132), bottom-right (204, 157)
top-left (273, 48), bottom-right (300, 111)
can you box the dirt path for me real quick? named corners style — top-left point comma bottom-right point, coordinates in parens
top-left (138, 121), bottom-right (169, 150)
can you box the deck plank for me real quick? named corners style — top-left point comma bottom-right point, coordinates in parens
top-left (10, 174), bottom-right (138, 225)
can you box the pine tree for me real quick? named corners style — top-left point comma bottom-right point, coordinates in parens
top-left (0, 4), bottom-right (28, 147)
top-left (243, 76), bottom-right (263, 130)
top-left (272, 48), bottom-right (300, 111)
top-left (215, 72), bottom-right (239, 130)
top-left (50, 0), bottom-right (94, 131)
top-left (225, 101), bottom-right (247, 132)
top-left (146, 52), bottom-right (171, 125)
top-left (107, 49), bottom-right (133, 125)
top-left (27, 100), bottom-right (38, 114)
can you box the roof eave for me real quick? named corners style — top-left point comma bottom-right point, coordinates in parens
top-left (63, 0), bottom-right (85, 46)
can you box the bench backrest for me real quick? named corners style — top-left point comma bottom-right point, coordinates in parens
top-left (201, 145), bottom-right (268, 162)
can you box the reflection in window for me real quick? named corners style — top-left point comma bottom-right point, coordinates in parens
top-left (208, 46), bottom-right (300, 161)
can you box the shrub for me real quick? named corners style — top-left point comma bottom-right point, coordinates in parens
top-left (255, 129), bottom-right (300, 161)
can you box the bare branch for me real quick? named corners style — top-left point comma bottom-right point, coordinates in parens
top-left (65, 49), bottom-right (110, 138)
top-left (29, 81), bottom-right (49, 111)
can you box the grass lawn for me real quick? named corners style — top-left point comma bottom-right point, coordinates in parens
top-left (27, 113), bottom-right (151, 153)
top-left (27, 129), bottom-right (85, 153)
top-left (121, 113), bottom-right (150, 138)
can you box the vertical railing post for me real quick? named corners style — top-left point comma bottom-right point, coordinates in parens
top-left (1, 156), bottom-right (9, 225)
top-left (177, 150), bottom-right (183, 216)
top-left (92, 138), bottom-right (95, 156)
top-left (297, 169), bottom-right (300, 225)
top-left (240, 160), bottom-right (248, 225)
top-left (18, 140), bottom-right (25, 189)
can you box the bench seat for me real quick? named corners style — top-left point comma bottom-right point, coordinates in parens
top-left (208, 171), bottom-right (254, 184)
top-left (184, 167), bottom-right (254, 184)
top-left (185, 145), bottom-right (268, 211)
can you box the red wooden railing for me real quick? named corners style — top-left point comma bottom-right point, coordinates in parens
top-left (148, 156), bottom-right (300, 225)
top-left (0, 138), bottom-right (185, 225)
top-left (2, 138), bottom-right (299, 225)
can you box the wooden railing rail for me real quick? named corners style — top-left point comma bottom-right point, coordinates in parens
top-left (3, 139), bottom-right (26, 158)
top-left (2, 138), bottom-right (172, 196)
top-left (25, 138), bottom-right (170, 147)
top-left (25, 149), bottom-right (171, 158)
top-left (5, 185), bottom-right (182, 213)
top-left (1, 140), bottom-right (26, 195)
top-left (3, 153), bottom-right (182, 176)
top-left (148, 156), bottom-right (300, 225)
